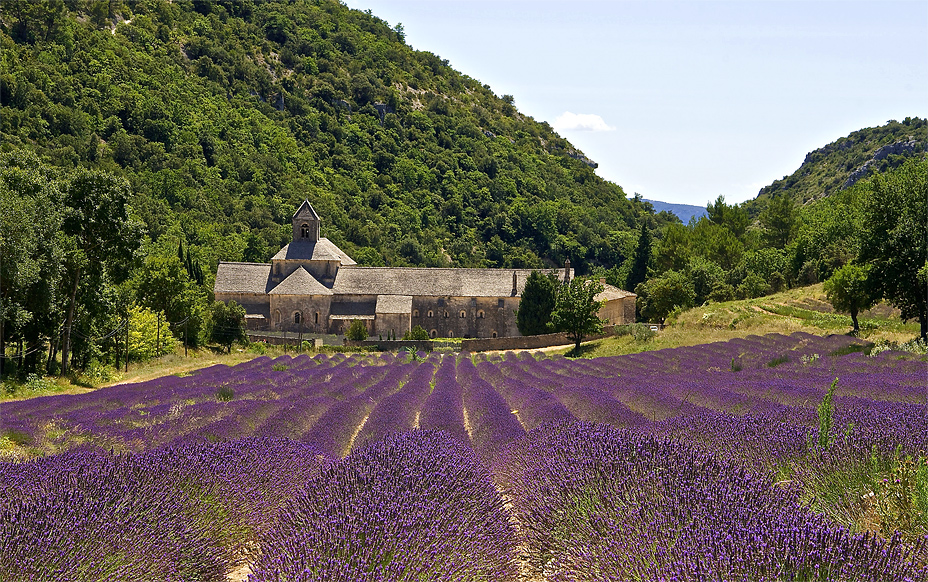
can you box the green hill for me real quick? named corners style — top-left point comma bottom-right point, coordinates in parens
top-left (746, 118), bottom-right (927, 214)
top-left (0, 0), bottom-right (652, 274)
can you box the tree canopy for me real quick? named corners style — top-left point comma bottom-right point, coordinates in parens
top-left (551, 277), bottom-right (605, 352)
top-left (516, 271), bottom-right (559, 336)
top-left (857, 158), bottom-right (928, 340)
top-left (823, 264), bottom-right (878, 334)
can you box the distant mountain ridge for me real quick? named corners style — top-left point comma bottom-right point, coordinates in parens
top-left (748, 118), bottom-right (927, 212)
top-left (643, 199), bottom-right (708, 224)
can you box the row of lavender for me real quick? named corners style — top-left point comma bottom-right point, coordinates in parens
top-left (3, 425), bottom-right (925, 581)
top-left (1, 333), bottom-right (926, 579)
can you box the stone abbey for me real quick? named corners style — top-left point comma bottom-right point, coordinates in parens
top-left (214, 201), bottom-right (635, 339)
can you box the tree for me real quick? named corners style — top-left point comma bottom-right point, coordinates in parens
top-left (403, 325), bottom-right (429, 341)
top-left (686, 257), bottom-right (726, 305)
top-left (759, 194), bottom-right (798, 249)
top-left (858, 159), bottom-right (928, 340)
top-left (706, 195), bottom-right (749, 238)
top-left (824, 264), bottom-right (878, 334)
top-left (551, 277), bottom-right (605, 352)
top-left (59, 170), bottom-right (142, 375)
top-left (0, 152), bottom-right (63, 375)
top-left (346, 319), bottom-right (368, 341)
top-left (626, 221), bottom-right (651, 291)
top-left (516, 271), bottom-right (558, 335)
top-left (636, 270), bottom-right (695, 325)
top-left (209, 301), bottom-right (247, 353)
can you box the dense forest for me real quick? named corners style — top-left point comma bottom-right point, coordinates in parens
top-left (1, 0), bottom-right (925, 377)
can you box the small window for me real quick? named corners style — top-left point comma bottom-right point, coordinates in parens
top-left (491, 331), bottom-right (498, 338)
top-left (430, 329), bottom-right (438, 338)
top-left (459, 310), bottom-right (466, 318)
top-left (274, 310), bottom-right (281, 324)
top-left (427, 310), bottom-right (433, 318)
top-left (294, 312), bottom-right (302, 324)
top-left (477, 310), bottom-right (485, 319)
top-left (448, 330), bottom-right (454, 338)
top-left (444, 311), bottom-right (449, 318)
top-left (300, 223), bottom-right (310, 238)
top-left (497, 299), bottom-right (504, 308)
top-left (413, 310), bottom-right (420, 318)
top-left (314, 312), bottom-right (319, 324)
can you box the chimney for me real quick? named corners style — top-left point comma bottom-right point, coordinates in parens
top-left (563, 259), bottom-right (571, 284)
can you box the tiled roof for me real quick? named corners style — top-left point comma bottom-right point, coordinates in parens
top-left (214, 262), bottom-right (272, 294)
top-left (332, 267), bottom-right (572, 298)
top-left (269, 267), bottom-right (333, 296)
top-left (597, 283), bottom-right (636, 302)
top-left (271, 238), bottom-right (357, 265)
top-left (376, 295), bottom-right (413, 314)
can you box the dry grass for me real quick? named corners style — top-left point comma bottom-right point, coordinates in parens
top-left (551, 284), bottom-right (919, 359)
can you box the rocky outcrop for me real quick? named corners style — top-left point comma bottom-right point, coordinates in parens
top-left (842, 138), bottom-right (924, 189)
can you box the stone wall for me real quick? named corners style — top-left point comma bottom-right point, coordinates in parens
top-left (410, 296), bottom-right (518, 339)
top-left (269, 295), bottom-right (332, 333)
top-left (344, 339), bottom-right (433, 351)
top-left (461, 325), bottom-right (619, 352)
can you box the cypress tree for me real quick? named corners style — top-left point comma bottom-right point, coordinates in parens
top-left (626, 221), bottom-right (651, 291)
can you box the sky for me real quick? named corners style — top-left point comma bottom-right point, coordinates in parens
top-left (342, 0), bottom-right (927, 207)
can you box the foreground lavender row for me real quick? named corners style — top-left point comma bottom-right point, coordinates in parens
top-left (1, 333), bottom-right (927, 580)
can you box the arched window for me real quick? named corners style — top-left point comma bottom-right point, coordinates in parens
top-left (448, 330), bottom-right (454, 338)
top-left (413, 310), bottom-right (420, 318)
top-left (294, 312), bottom-right (302, 324)
top-left (300, 223), bottom-right (310, 238)
top-left (314, 312), bottom-right (319, 324)
top-left (459, 310), bottom-right (466, 318)
top-left (477, 310), bottom-right (485, 319)
top-left (443, 311), bottom-right (449, 318)
top-left (491, 331), bottom-right (498, 338)
top-left (427, 310), bottom-right (433, 318)
top-left (274, 310), bottom-right (281, 324)
top-left (430, 329), bottom-right (438, 338)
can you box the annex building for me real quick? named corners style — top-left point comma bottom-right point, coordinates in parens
top-left (214, 201), bottom-right (636, 339)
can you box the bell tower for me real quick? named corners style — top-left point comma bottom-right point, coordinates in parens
top-left (292, 200), bottom-right (321, 243)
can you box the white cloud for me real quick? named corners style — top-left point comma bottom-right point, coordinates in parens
top-left (552, 111), bottom-right (616, 132)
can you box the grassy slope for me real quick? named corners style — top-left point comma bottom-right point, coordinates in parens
top-left (555, 283), bottom-right (918, 358)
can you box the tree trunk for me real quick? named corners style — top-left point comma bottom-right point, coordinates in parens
top-left (61, 267), bottom-right (81, 376)
top-left (921, 314), bottom-right (927, 343)
top-left (156, 312), bottom-right (161, 358)
top-left (851, 309), bottom-right (859, 334)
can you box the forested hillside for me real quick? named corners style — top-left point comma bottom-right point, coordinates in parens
top-left (747, 118), bottom-right (926, 213)
top-left (1, 0), bottom-right (655, 274)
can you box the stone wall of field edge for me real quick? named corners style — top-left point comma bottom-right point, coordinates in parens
top-left (344, 339), bottom-right (435, 351)
top-left (460, 325), bottom-right (619, 352)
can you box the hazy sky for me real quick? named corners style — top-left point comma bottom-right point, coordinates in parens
top-left (342, 0), bottom-right (927, 206)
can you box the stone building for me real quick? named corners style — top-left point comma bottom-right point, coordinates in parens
top-left (214, 201), bottom-right (636, 339)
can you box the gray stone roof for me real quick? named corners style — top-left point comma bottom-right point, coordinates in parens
top-left (293, 200), bottom-right (320, 220)
top-left (214, 262), bottom-right (272, 294)
top-left (376, 295), bottom-right (413, 314)
top-left (271, 238), bottom-right (357, 265)
top-left (332, 267), bottom-right (572, 298)
top-left (269, 267), bottom-right (333, 296)
top-left (596, 283), bottom-right (636, 302)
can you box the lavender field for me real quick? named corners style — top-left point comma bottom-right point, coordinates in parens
top-left (2, 332), bottom-right (926, 581)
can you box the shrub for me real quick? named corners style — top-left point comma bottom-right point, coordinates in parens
top-left (346, 319), bottom-right (368, 341)
top-left (403, 325), bottom-right (430, 341)
top-left (216, 386), bottom-right (235, 402)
